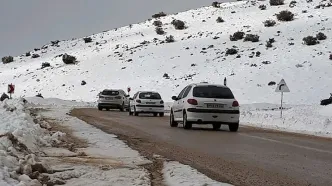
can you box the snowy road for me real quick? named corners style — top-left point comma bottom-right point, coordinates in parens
top-left (72, 108), bottom-right (332, 186)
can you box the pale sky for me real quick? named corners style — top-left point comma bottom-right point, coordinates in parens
top-left (0, 0), bottom-right (233, 58)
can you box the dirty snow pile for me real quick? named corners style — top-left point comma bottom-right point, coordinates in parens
top-left (0, 0), bottom-right (331, 105)
top-left (241, 104), bottom-right (332, 137)
top-left (0, 99), bottom-right (65, 186)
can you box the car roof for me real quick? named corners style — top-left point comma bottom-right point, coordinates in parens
top-left (138, 91), bottom-right (160, 94)
top-left (189, 83), bottom-right (228, 88)
top-left (103, 89), bottom-right (123, 91)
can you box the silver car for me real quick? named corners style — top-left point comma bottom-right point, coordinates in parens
top-left (97, 89), bottom-right (130, 111)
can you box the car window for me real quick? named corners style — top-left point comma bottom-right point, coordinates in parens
top-left (193, 86), bottom-right (234, 99)
top-left (139, 92), bottom-right (161, 99)
top-left (102, 90), bottom-right (119, 96)
top-left (177, 86), bottom-right (188, 99)
top-left (182, 86), bottom-right (192, 98)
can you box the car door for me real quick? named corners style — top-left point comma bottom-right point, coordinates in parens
top-left (173, 86), bottom-right (188, 120)
top-left (177, 85), bottom-right (192, 121)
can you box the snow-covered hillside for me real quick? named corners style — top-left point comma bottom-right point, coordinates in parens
top-left (1, 0), bottom-right (331, 104)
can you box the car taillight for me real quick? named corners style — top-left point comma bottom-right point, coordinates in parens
top-left (187, 99), bottom-right (198, 105)
top-left (232, 100), bottom-right (239, 107)
top-left (136, 100), bottom-right (141, 103)
top-left (160, 100), bottom-right (164, 104)
top-left (115, 96), bottom-right (122, 99)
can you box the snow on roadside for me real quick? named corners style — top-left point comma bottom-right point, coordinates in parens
top-left (0, 98), bottom-right (64, 185)
top-left (241, 104), bottom-right (332, 137)
top-left (29, 98), bottom-right (234, 186)
top-left (37, 104), bottom-right (150, 165)
top-left (163, 161), bottom-right (232, 186)
top-left (27, 98), bottom-right (151, 186)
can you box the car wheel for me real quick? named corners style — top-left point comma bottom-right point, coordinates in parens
top-left (134, 107), bottom-right (139, 116)
top-left (183, 112), bottom-right (192, 130)
top-left (159, 112), bottom-right (164, 117)
top-left (212, 124), bottom-right (222, 130)
top-left (98, 106), bottom-right (102, 111)
top-left (106, 108), bottom-right (110, 111)
top-left (153, 113), bottom-right (158, 117)
top-left (170, 111), bottom-right (178, 127)
top-left (119, 102), bottom-right (124, 112)
top-left (128, 104), bottom-right (132, 115)
top-left (229, 123), bottom-right (239, 132)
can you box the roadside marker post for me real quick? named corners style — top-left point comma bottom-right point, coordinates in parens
top-left (275, 79), bottom-right (290, 118)
top-left (7, 84), bottom-right (15, 99)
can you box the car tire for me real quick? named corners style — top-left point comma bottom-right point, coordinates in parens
top-left (153, 113), bottom-right (158, 117)
top-left (119, 103), bottom-right (125, 112)
top-left (134, 107), bottom-right (139, 116)
top-left (183, 112), bottom-right (192, 130)
top-left (106, 108), bottom-right (110, 111)
top-left (98, 106), bottom-right (102, 111)
top-left (170, 111), bottom-right (178, 127)
top-left (159, 112), bottom-right (164, 117)
top-left (229, 123), bottom-right (239, 132)
top-left (212, 124), bottom-right (222, 130)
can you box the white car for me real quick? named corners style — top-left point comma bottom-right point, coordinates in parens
top-left (170, 83), bottom-right (240, 131)
top-left (129, 91), bottom-right (165, 116)
top-left (97, 89), bottom-right (130, 111)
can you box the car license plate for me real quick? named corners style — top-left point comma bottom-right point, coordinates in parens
top-left (146, 102), bottom-right (155, 104)
top-left (106, 97), bottom-right (113, 100)
top-left (206, 104), bottom-right (224, 108)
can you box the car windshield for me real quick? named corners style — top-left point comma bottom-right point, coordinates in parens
top-left (193, 86), bottom-right (234, 99)
top-left (102, 90), bottom-right (119, 96)
top-left (139, 92), bottom-right (161, 99)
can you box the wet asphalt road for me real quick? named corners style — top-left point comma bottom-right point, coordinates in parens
top-left (71, 108), bottom-right (332, 186)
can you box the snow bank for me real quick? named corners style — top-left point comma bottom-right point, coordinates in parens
top-left (163, 161), bottom-right (232, 186)
top-left (0, 99), bottom-right (64, 185)
top-left (241, 104), bottom-right (332, 137)
top-left (0, 99), bottom-right (60, 152)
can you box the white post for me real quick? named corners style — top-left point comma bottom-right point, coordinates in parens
top-left (280, 92), bottom-right (283, 118)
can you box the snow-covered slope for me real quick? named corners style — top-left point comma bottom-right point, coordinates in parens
top-left (1, 0), bottom-right (331, 104)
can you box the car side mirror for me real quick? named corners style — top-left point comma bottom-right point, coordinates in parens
top-left (171, 96), bottom-right (178, 101)
top-left (126, 95), bottom-right (130, 97)
top-left (129, 98), bottom-right (133, 100)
